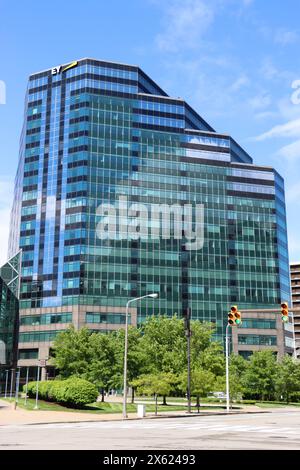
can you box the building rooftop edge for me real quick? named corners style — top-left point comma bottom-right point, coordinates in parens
top-left (29, 57), bottom-right (140, 77)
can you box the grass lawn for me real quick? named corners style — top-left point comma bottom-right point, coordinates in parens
top-left (2, 397), bottom-right (228, 413)
top-left (253, 401), bottom-right (300, 408)
top-left (136, 396), bottom-right (225, 405)
top-left (3, 397), bottom-right (138, 413)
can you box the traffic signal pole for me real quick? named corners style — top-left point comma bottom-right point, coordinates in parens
top-left (184, 308), bottom-right (192, 414)
top-left (226, 306), bottom-right (241, 412)
top-left (236, 307), bottom-right (300, 314)
top-left (225, 324), bottom-right (230, 413)
top-left (238, 305), bottom-right (299, 358)
top-left (225, 303), bottom-right (297, 412)
top-left (187, 328), bottom-right (191, 413)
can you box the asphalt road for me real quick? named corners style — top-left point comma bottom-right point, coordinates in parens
top-left (1, 409), bottom-right (300, 450)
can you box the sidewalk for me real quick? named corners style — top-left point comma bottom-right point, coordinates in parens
top-left (0, 399), bottom-right (137, 426)
top-left (0, 399), bottom-right (266, 427)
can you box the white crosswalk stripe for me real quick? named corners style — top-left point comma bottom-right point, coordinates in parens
top-left (2, 420), bottom-right (300, 437)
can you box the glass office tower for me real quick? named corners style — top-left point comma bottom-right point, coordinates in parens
top-left (0, 254), bottom-right (20, 392)
top-left (9, 58), bottom-right (291, 369)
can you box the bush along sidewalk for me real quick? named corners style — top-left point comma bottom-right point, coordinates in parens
top-left (25, 377), bottom-right (98, 408)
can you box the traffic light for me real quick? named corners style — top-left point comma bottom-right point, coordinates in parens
top-left (228, 306), bottom-right (242, 326)
top-left (281, 302), bottom-right (289, 323)
top-left (228, 309), bottom-right (235, 325)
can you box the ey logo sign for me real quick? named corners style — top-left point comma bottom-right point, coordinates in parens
top-left (52, 61), bottom-right (78, 76)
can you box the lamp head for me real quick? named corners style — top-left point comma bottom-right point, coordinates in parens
top-left (148, 293), bottom-right (158, 298)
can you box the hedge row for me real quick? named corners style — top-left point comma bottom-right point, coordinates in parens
top-left (24, 377), bottom-right (98, 408)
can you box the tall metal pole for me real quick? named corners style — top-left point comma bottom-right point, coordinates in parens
top-left (290, 310), bottom-right (297, 359)
top-left (4, 370), bottom-right (9, 398)
top-left (34, 365), bottom-right (40, 410)
top-left (123, 293), bottom-right (158, 419)
top-left (225, 324), bottom-right (230, 413)
top-left (184, 307), bottom-right (191, 413)
top-left (14, 367), bottom-right (21, 410)
top-left (24, 366), bottom-right (29, 406)
top-left (187, 328), bottom-right (191, 413)
top-left (123, 300), bottom-right (130, 419)
top-left (9, 369), bottom-right (14, 399)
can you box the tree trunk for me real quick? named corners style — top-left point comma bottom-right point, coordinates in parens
top-left (131, 387), bottom-right (135, 404)
top-left (101, 389), bottom-right (105, 402)
top-left (155, 394), bottom-right (158, 416)
top-left (162, 395), bottom-right (167, 406)
top-left (196, 395), bottom-right (200, 413)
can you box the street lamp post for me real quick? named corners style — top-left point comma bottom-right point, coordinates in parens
top-left (123, 293), bottom-right (158, 419)
top-left (34, 364), bottom-right (41, 410)
top-left (14, 367), bottom-right (21, 410)
top-left (24, 366), bottom-right (29, 406)
top-left (9, 369), bottom-right (14, 399)
top-left (4, 370), bottom-right (9, 398)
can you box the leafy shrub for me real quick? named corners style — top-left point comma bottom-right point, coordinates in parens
top-left (24, 381), bottom-right (38, 397)
top-left (24, 377), bottom-right (98, 408)
top-left (62, 377), bottom-right (99, 407)
top-left (287, 392), bottom-right (300, 403)
top-left (38, 381), bottom-right (50, 400)
top-left (47, 380), bottom-right (65, 403)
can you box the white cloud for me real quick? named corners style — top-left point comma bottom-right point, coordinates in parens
top-left (277, 139), bottom-right (300, 162)
top-left (229, 75), bottom-right (250, 92)
top-left (248, 92), bottom-right (271, 110)
top-left (259, 59), bottom-right (280, 80)
top-left (155, 0), bottom-right (215, 52)
top-left (259, 58), bottom-right (293, 83)
top-left (254, 110), bottom-right (278, 120)
top-left (254, 118), bottom-right (300, 141)
top-left (286, 181), bottom-right (300, 202)
top-left (0, 177), bottom-right (14, 266)
top-left (274, 29), bottom-right (299, 46)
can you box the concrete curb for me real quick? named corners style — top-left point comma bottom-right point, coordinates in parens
top-left (13, 409), bottom-right (270, 427)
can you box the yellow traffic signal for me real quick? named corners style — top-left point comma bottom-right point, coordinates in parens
top-left (281, 302), bottom-right (289, 323)
top-left (228, 306), bottom-right (242, 326)
top-left (228, 311), bottom-right (235, 325)
top-left (234, 311), bottom-right (242, 326)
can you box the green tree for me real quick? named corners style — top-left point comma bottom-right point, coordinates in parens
top-left (198, 341), bottom-right (225, 377)
top-left (243, 351), bottom-right (278, 401)
top-left (190, 321), bottom-right (216, 362)
top-left (229, 353), bottom-right (248, 378)
top-left (139, 315), bottom-right (187, 376)
top-left (110, 326), bottom-right (147, 403)
top-left (51, 326), bottom-right (94, 377)
top-left (51, 317), bottom-right (226, 405)
top-left (52, 327), bottom-right (117, 401)
top-left (276, 355), bottom-right (300, 403)
top-left (215, 373), bottom-right (244, 403)
top-left (214, 353), bottom-right (248, 402)
top-left (132, 372), bottom-right (178, 415)
top-left (179, 368), bottom-right (215, 412)
top-left (139, 315), bottom-right (219, 375)
top-left (84, 332), bottom-right (117, 401)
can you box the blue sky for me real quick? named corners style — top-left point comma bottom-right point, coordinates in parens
top-left (0, 0), bottom-right (299, 264)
